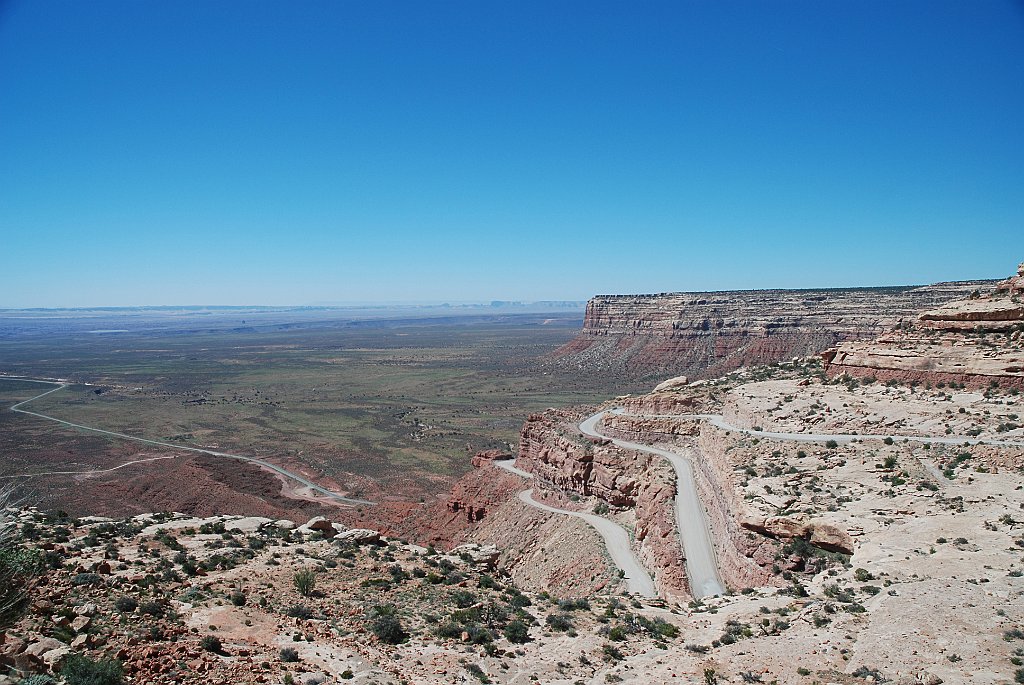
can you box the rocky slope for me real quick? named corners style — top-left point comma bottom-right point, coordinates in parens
top-left (5, 358), bottom-right (1024, 683)
top-left (552, 280), bottom-right (993, 382)
top-left (824, 263), bottom-right (1024, 389)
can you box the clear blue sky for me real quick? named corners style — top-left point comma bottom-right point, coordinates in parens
top-left (1, 1), bottom-right (1022, 307)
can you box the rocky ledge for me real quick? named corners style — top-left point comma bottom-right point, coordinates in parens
top-left (824, 262), bottom-right (1024, 390)
top-left (551, 280), bottom-right (992, 381)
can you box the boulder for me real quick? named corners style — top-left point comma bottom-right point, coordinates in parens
top-left (471, 449), bottom-right (513, 468)
top-left (653, 376), bottom-right (689, 393)
top-left (24, 637), bottom-right (64, 658)
top-left (41, 645), bottom-right (72, 671)
top-left (333, 529), bottom-right (380, 546)
top-left (296, 516), bottom-right (338, 538)
top-left (226, 516), bottom-right (273, 534)
top-left (274, 519), bottom-right (296, 531)
top-left (808, 521), bottom-right (855, 555)
top-left (74, 602), bottom-right (97, 617)
top-left (0, 635), bottom-right (26, 657)
top-left (70, 616), bottom-right (90, 633)
top-left (450, 544), bottom-right (500, 569)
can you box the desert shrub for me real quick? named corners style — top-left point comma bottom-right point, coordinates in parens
top-left (114, 596), bottom-right (138, 613)
top-left (465, 663), bottom-right (491, 683)
top-left (138, 600), bottom-right (165, 617)
top-left (279, 647), bottom-right (299, 662)
top-left (200, 635), bottom-right (222, 653)
top-left (0, 503), bottom-right (41, 629)
top-left (557, 597), bottom-right (590, 611)
top-left (371, 614), bottom-right (407, 644)
top-left (60, 654), bottom-right (124, 685)
top-left (19, 676), bottom-right (56, 685)
top-left (229, 591), bottom-right (246, 606)
top-left (293, 568), bottom-right (317, 596)
top-left (603, 644), bottom-right (623, 661)
top-left (451, 590), bottom-right (476, 608)
top-left (507, 590), bottom-right (531, 608)
top-left (825, 440), bottom-right (839, 449)
top-left (436, 621), bottom-right (462, 639)
top-left (285, 604), bottom-right (313, 619)
top-left (503, 619), bottom-right (530, 643)
top-left (545, 613), bottom-right (573, 632)
top-left (71, 573), bottom-right (103, 586)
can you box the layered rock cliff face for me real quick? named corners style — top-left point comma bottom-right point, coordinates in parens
top-left (824, 263), bottom-right (1024, 390)
top-left (553, 281), bottom-right (992, 381)
top-left (599, 411), bottom-right (779, 592)
top-left (515, 410), bottom-right (691, 598)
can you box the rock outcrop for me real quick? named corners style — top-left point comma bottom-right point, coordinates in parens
top-left (516, 411), bottom-right (650, 508)
top-left (552, 281), bottom-right (993, 381)
top-left (824, 262), bottom-right (1024, 390)
top-left (515, 409), bottom-right (691, 597)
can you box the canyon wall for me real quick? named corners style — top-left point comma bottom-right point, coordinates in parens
top-left (599, 411), bottom-right (778, 593)
top-left (552, 281), bottom-right (993, 381)
top-left (824, 264), bottom-right (1024, 390)
top-left (515, 410), bottom-right (691, 599)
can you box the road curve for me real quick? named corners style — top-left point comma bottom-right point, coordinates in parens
top-left (519, 488), bottom-right (656, 597)
top-left (495, 460), bottom-right (656, 597)
top-left (610, 409), bottom-right (1024, 449)
top-left (581, 412), bottom-right (726, 598)
top-left (3, 378), bottom-right (375, 506)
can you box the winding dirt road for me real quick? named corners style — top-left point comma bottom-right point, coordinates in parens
top-left (495, 459), bottom-right (656, 597)
top-left (581, 412), bottom-right (726, 598)
top-left (619, 409), bottom-right (1024, 449)
top-left (3, 377), bottom-right (374, 506)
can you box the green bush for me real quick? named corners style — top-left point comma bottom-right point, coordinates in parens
top-left (286, 604), bottom-right (313, 619)
top-left (19, 676), bottom-right (56, 685)
top-left (114, 596), bottom-right (137, 613)
top-left (200, 635), bottom-right (222, 653)
top-left (451, 590), bottom-right (476, 608)
top-left (503, 619), bottom-right (530, 643)
top-left (293, 568), bottom-right (317, 596)
top-left (60, 654), bottom-right (124, 685)
top-left (545, 613), bottom-right (573, 632)
top-left (371, 615), bottom-right (407, 644)
top-left (0, 503), bottom-right (41, 630)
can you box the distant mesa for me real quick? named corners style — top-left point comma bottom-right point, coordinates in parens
top-left (551, 278), bottom-right (994, 382)
top-left (823, 261), bottom-right (1024, 390)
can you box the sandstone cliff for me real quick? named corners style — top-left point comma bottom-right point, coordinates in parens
top-left (515, 410), bottom-right (692, 598)
top-left (824, 263), bottom-right (1024, 390)
top-left (552, 281), bottom-right (992, 381)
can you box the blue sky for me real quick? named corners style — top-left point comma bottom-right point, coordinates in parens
top-left (1, 1), bottom-right (1022, 307)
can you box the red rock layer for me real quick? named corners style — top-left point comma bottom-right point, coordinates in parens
top-left (515, 409), bottom-right (690, 598)
top-left (552, 281), bottom-right (992, 380)
top-left (824, 262), bottom-right (1024, 390)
